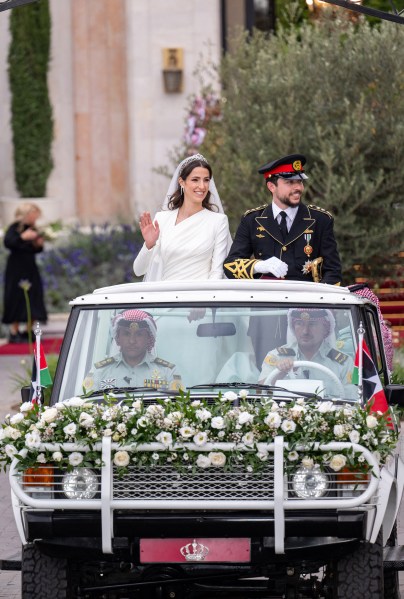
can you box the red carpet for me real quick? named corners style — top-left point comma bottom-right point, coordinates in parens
top-left (0, 337), bottom-right (63, 356)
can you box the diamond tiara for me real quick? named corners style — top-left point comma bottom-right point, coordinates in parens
top-left (179, 153), bottom-right (208, 175)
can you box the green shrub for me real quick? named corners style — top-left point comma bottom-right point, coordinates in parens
top-left (8, 0), bottom-right (53, 197)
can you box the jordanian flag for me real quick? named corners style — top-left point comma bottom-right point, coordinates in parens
top-left (352, 340), bottom-right (389, 413)
top-left (33, 340), bottom-right (52, 387)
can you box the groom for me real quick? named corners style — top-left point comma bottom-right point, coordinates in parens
top-left (223, 154), bottom-right (342, 285)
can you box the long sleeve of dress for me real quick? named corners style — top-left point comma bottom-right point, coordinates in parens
top-left (133, 243), bottom-right (156, 277)
top-left (209, 214), bottom-right (231, 279)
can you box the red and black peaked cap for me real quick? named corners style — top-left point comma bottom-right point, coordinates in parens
top-left (258, 153), bottom-right (308, 181)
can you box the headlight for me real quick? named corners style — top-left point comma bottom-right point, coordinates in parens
top-left (291, 465), bottom-right (330, 499)
top-left (62, 468), bottom-right (98, 499)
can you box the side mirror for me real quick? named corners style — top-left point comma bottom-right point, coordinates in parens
top-left (385, 384), bottom-right (404, 408)
top-left (21, 385), bottom-right (32, 403)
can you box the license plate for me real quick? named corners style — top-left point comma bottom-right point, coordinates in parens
top-left (140, 538), bottom-right (251, 563)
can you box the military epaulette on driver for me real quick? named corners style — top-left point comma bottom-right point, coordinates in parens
top-left (308, 204), bottom-right (333, 219)
top-left (94, 357), bottom-right (116, 369)
top-left (327, 348), bottom-right (349, 364)
top-left (276, 346), bottom-right (296, 356)
top-left (154, 357), bottom-right (175, 369)
top-left (243, 204), bottom-right (267, 217)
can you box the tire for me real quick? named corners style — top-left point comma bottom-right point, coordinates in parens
top-left (21, 543), bottom-right (76, 599)
top-left (328, 533), bottom-right (384, 599)
top-left (384, 524), bottom-right (400, 599)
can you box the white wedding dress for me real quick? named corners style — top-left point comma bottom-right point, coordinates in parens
top-left (133, 208), bottom-right (230, 281)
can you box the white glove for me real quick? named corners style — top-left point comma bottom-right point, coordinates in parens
top-left (254, 256), bottom-right (288, 278)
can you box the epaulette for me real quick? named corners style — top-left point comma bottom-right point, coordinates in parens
top-left (327, 348), bottom-right (349, 364)
top-left (243, 204), bottom-right (267, 217)
top-left (94, 357), bottom-right (116, 369)
top-left (308, 204), bottom-right (333, 219)
top-left (276, 346), bottom-right (296, 356)
top-left (153, 357), bottom-right (175, 369)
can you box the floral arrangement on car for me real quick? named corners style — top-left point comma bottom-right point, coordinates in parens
top-left (0, 392), bottom-right (398, 476)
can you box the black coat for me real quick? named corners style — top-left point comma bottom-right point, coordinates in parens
top-left (224, 203), bottom-right (342, 284)
top-left (2, 222), bottom-right (47, 324)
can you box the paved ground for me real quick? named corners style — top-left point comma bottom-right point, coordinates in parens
top-left (0, 319), bottom-right (403, 598)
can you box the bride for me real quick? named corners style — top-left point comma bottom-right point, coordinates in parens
top-left (133, 154), bottom-right (231, 281)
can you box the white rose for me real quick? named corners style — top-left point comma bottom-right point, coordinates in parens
top-left (349, 430), bottom-right (360, 444)
top-left (238, 390), bottom-right (249, 399)
top-left (156, 431), bottom-right (173, 446)
top-left (79, 412), bottom-right (95, 428)
top-left (5, 444), bottom-right (18, 459)
top-left (238, 411), bottom-right (253, 425)
top-left (10, 413), bottom-right (24, 425)
top-left (63, 422), bottom-right (77, 438)
top-left (131, 400), bottom-right (142, 411)
top-left (333, 424), bottom-right (345, 438)
top-left (257, 451), bottom-right (269, 462)
top-left (152, 452), bottom-right (160, 461)
top-left (281, 419), bottom-right (296, 434)
top-left (64, 397), bottom-right (85, 408)
top-left (37, 453), bottom-right (47, 464)
top-left (290, 405), bottom-right (305, 417)
top-left (179, 426), bottom-right (195, 439)
top-left (288, 451), bottom-right (299, 461)
top-left (117, 423), bottom-right (127, 434)
top-left (20, 401), bottom-right (34, 413)
top-left (329, 454), bottom-right (347, 472)
top-left (113, 450), bottom-right (130, 467)
top-left (264, 412), bottom-right (281, 428)
top-left (42, 407), bottom-right (58, 423)
top-left (52, 451), bottom-right (63, 462)
top-left (208, 451), bottom-right (226, 467)
top-left (68, 452), bottom-right (83, 466)
top-left (242, 431), bottom-right (254, 446)
top-left (137, 416), bottom-right (149, 428)
top-left (317, 401), bottom-right (335, 413)
top-left (103, 428), bottom-right (113, 437)
top-left (196, 454), bottom-right (211, 469)
top-left (222, 391), bottom-right (238, 402)
top-left (3, 426), bottom-right (21, 440)
top-left (366, 415), bottom-right (378, 429)
top-left (25, 431), bottom-right (41, 448)
top-left (270, 402), bottom-right (280, 412)
top-left (211, 417), bottom-right (225, 430)
top-left (191, 400), bottom-right (201, 407)
top-left (195, 408), bottom-right (211, 422)
top-left (193, 431), bottom-right (208, 446)
top-left (146, 404), bottom-right (164, 416)
top-left (301, 456), bottom-right (314, 469)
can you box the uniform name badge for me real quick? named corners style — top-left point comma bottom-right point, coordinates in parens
top-left (304, 233), bottom-right (313, 256)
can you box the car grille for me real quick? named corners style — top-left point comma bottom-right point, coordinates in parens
top-left (113, 462), bottom-right (275, 501)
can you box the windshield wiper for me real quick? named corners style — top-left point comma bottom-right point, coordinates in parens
top-left (187, 382), bottom-right (322, 399)
top-left (84, 386), bottom-right (179, 398)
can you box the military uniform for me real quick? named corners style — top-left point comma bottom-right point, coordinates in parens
top-left (259, 342), bottom-right (356, 399)
top-left (83, 352), bottom-right (182, 392)
top-left (224, 202), bottom-right (342, 284)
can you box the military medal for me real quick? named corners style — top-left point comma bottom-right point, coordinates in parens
top-left (302, 260), bottom-right (313, 275)
top-left (304, 233), bottom-right (313, 256)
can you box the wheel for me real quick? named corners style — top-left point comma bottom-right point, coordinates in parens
top-left (21, 543), bottom-right (77, 599)
top-left (264, 359), bottom-right (345, 397)
top-left (327, 534), bottom-right (384, 598)
top-left (384, 524), bottom-right (400, 599)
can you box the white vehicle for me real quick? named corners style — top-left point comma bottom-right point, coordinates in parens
top-left (8, 280), bottom-right (404, 598)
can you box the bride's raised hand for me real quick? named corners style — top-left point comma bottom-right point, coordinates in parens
top-left (139, 212), bottom-right (160, 249)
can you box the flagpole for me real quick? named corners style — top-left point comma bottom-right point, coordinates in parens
top-left (357, 321), bottom-right (365, 404)
top-left (34, 321), bottom-right (42, 405)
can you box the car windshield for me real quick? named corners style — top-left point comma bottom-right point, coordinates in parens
top-left (58, 304), bottom-right (361, 402)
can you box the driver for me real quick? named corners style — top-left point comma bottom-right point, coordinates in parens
top-left (83, 309), bottom-right (182, 392)
top-left (259, 308), bottom-right (356, 398)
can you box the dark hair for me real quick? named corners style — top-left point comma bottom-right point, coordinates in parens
top-left (167, 158), bottom-right (217, 211)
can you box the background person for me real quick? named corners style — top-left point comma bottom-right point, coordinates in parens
top-left (259, 308), bottom-right (356, 399)
top-left (224, 154), bottom-right (342, 284)
top-left (83, 309), bottom-right (182, 392)
top-left (133, 153), bottom-right (231, 281)
top-left (2, 202), bottom-right (47, 343)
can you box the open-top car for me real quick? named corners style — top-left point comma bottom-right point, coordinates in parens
top-left (4, 280), bottom-right (404, 598)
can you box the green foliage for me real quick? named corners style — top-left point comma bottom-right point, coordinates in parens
top-left (8, 0), bottom-right (53, 197)
top-left (191, 14), bottom-right (404, 283)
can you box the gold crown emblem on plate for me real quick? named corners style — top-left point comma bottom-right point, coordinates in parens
top-left (180, 539), bottom-right (209, 562)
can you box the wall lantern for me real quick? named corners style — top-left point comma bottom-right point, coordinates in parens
top-left (162, 48), bottom-right (183, 94)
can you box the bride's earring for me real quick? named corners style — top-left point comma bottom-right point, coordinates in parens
top-left (181, 186), bottom-right (184, 195)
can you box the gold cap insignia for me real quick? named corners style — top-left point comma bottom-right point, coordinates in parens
top-left (129, 322), bottom-right (139, 332)
top-left (300, 312), bottom-right (310, 320)
top-left (292, 160), bottom-right (302, 171)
